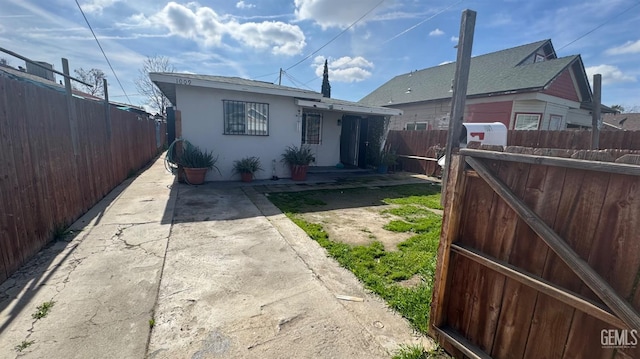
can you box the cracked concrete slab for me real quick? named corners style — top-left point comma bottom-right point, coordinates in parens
top-left (0, 156), bottom-right (176, 359)
top-left (148, 184), bottom-right (431, 359)
top-left (2, 155), bottom-right (435, 359)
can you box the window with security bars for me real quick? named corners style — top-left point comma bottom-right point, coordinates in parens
top-left (223, 100), bottom-right (269, 135)
top-left (302, 113), bottom-right (322, 144)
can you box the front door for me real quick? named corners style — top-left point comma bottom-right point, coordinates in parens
top-left (357, 117), bottom-right (369, 168)
top-left (340, 115), bottom-right (360, 166)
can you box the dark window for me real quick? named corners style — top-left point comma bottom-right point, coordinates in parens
top-left (223, 100), bottom-right (269, 135)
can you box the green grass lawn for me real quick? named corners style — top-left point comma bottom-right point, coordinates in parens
top-left (268, 184), bottom-right (442, 334)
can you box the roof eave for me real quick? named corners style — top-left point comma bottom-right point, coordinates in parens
top-left (149, 73), bottom-right (323, 103)
top-left (296, 99), bottom-right (402, 116)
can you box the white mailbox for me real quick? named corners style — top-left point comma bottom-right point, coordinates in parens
top-left (438, 122), bottom-right (508, 168)
top-left (460, 122), bottom-right (507, 147)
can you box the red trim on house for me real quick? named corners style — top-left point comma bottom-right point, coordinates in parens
top-left (465, 101), bottom-right (513, 127)
top-left (542, 69), bottom-right (580, 102)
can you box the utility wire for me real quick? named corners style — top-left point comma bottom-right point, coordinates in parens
top-left (74, 0), bottom-right (131, 103)
top-left (285, 0), bottom-right (387, 71)
top-left (282, 70), bottom-right (314, 90)
top-left (381, 0), bottom-right (464, 45)
top-left (556, 0), bottom-right (640, 52)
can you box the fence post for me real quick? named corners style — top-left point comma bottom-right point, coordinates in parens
top-left (104, 78), bottom-right (111, 138)
top-left (62, 58), bottom-right (79, 155)
top-left (441, 9), bottom-right (476, 205)
top-left (591, 74), bottom-right (601, 150)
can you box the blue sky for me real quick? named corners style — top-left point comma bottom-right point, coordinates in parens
top-left (1, 0), bottom-right (639, 111)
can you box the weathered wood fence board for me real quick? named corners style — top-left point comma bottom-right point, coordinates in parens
top-left (430, 149), bottom-right (640, 359)
top-left (387, 130), bottom-right (640, 176)
top-left (0, 76), bottom-right (166, 282)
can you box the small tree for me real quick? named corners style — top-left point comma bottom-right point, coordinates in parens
top-left (321, 59), bottom-right (331, 98)
top-left (136, 55), bottom-right (175, 117)
top-left (73, 68), bottom-right (105, 96)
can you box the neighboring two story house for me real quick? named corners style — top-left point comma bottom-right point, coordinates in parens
top-left (360, 39), bottom-right (610, 131)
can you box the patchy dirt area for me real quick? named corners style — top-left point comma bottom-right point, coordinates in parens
top-left (277, 184), bottom-right (442, 252)
top-left (302, 205), bottom-right (411, 251)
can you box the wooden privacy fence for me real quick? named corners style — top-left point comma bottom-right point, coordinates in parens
top-left (430, 146), bottom-right (640, 359)
top-left (387, 129), bottom-right (640, 176)
top-left (0, 75), bottom-right (166, 283)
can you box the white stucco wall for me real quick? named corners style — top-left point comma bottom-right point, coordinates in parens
top-left (304, 110), bottom-right (342, 167)
top-left (176, 85), bottom-right (304, 181)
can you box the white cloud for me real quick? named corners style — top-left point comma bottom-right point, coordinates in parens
top-left (586, 65), bottom-right (636, 85)
top-left (606, 40), bottom-right (640, 55)
top-left (227, 21), bottom-right (306, 55)
top-left (81, 0), bottom-right (120, 15)
top-left (313, 55), bottom-right (374, 83)
top-left (132, 2), bottom-right (305, 55)
top-left (450, 36), bottom-right (458, 43)
top-left (429, 28), bottom-right (444, 37)
top-left (236, 1), bottom-right (256, 9)
top-left (294, 0), bottom-right (387, 29)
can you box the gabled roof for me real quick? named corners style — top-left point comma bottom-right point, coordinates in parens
top-left (150, 72), bottom-right (401, 117)
top-left (150, 72), bottom-right (322, 105)
top-left (359, 39), bottom-right (590, 107)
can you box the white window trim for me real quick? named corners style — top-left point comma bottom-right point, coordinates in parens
top-left (514, 113), bottom-right (541, 130)
top-left (405, 122), bottom-right (428, 131)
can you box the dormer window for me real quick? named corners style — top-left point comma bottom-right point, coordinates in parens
top-left (535, 54), bottom-right (545, 63)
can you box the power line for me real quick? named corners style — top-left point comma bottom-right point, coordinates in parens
top-left (282, 70), bottom-right (314, 90)
top-left (74, 0), bottom-right (131, 103)
top-left (285, 0), bottom-right (387, 72)
top-left (556, 0), bottom-right (640, 52)
top-left (381, 0), bottom-right (464, 45)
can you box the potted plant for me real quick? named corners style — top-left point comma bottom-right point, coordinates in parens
top-left (232, 156), bottom-right (263, 182)
top-left (178, 141), bottom-right (220, 185)
top-left (281, 145), bottom-right (315, 181)
top-left (377, 150), bottom-right (397, 174)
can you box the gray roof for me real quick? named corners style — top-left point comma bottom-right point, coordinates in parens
top-left (150, 72), bottom-right (320, 102)
top-left (604, 113), bottom-right (640, 131)
top-left (360, 40), bottom-right (582, 106)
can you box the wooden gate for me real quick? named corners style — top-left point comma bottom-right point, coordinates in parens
top-left (430, 147), bottom-right (640, 358)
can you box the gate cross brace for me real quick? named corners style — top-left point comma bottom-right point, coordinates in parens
top-left (465, 155), bottom-right (640, 331)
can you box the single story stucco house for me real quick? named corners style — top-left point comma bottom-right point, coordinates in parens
top-left (150, 73), bottom-right (401, 181)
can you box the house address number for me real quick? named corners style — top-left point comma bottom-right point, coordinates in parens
top-left (176, 78), bottom-right (192, 85)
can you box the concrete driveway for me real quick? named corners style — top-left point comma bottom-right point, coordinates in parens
top-left (0, 155), bottom-right (431, 358)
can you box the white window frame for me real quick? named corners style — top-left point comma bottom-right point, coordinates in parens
top-left (514, 113), bottom-right (541, 130)
top-left (405, 122), bottom-right (428, 131)
top-left (302, 112), bottom-right (322, 145)
top-left (223, 100), bottom-right (269, 136)
top-left (549, 114), bottom-right (563, 130)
